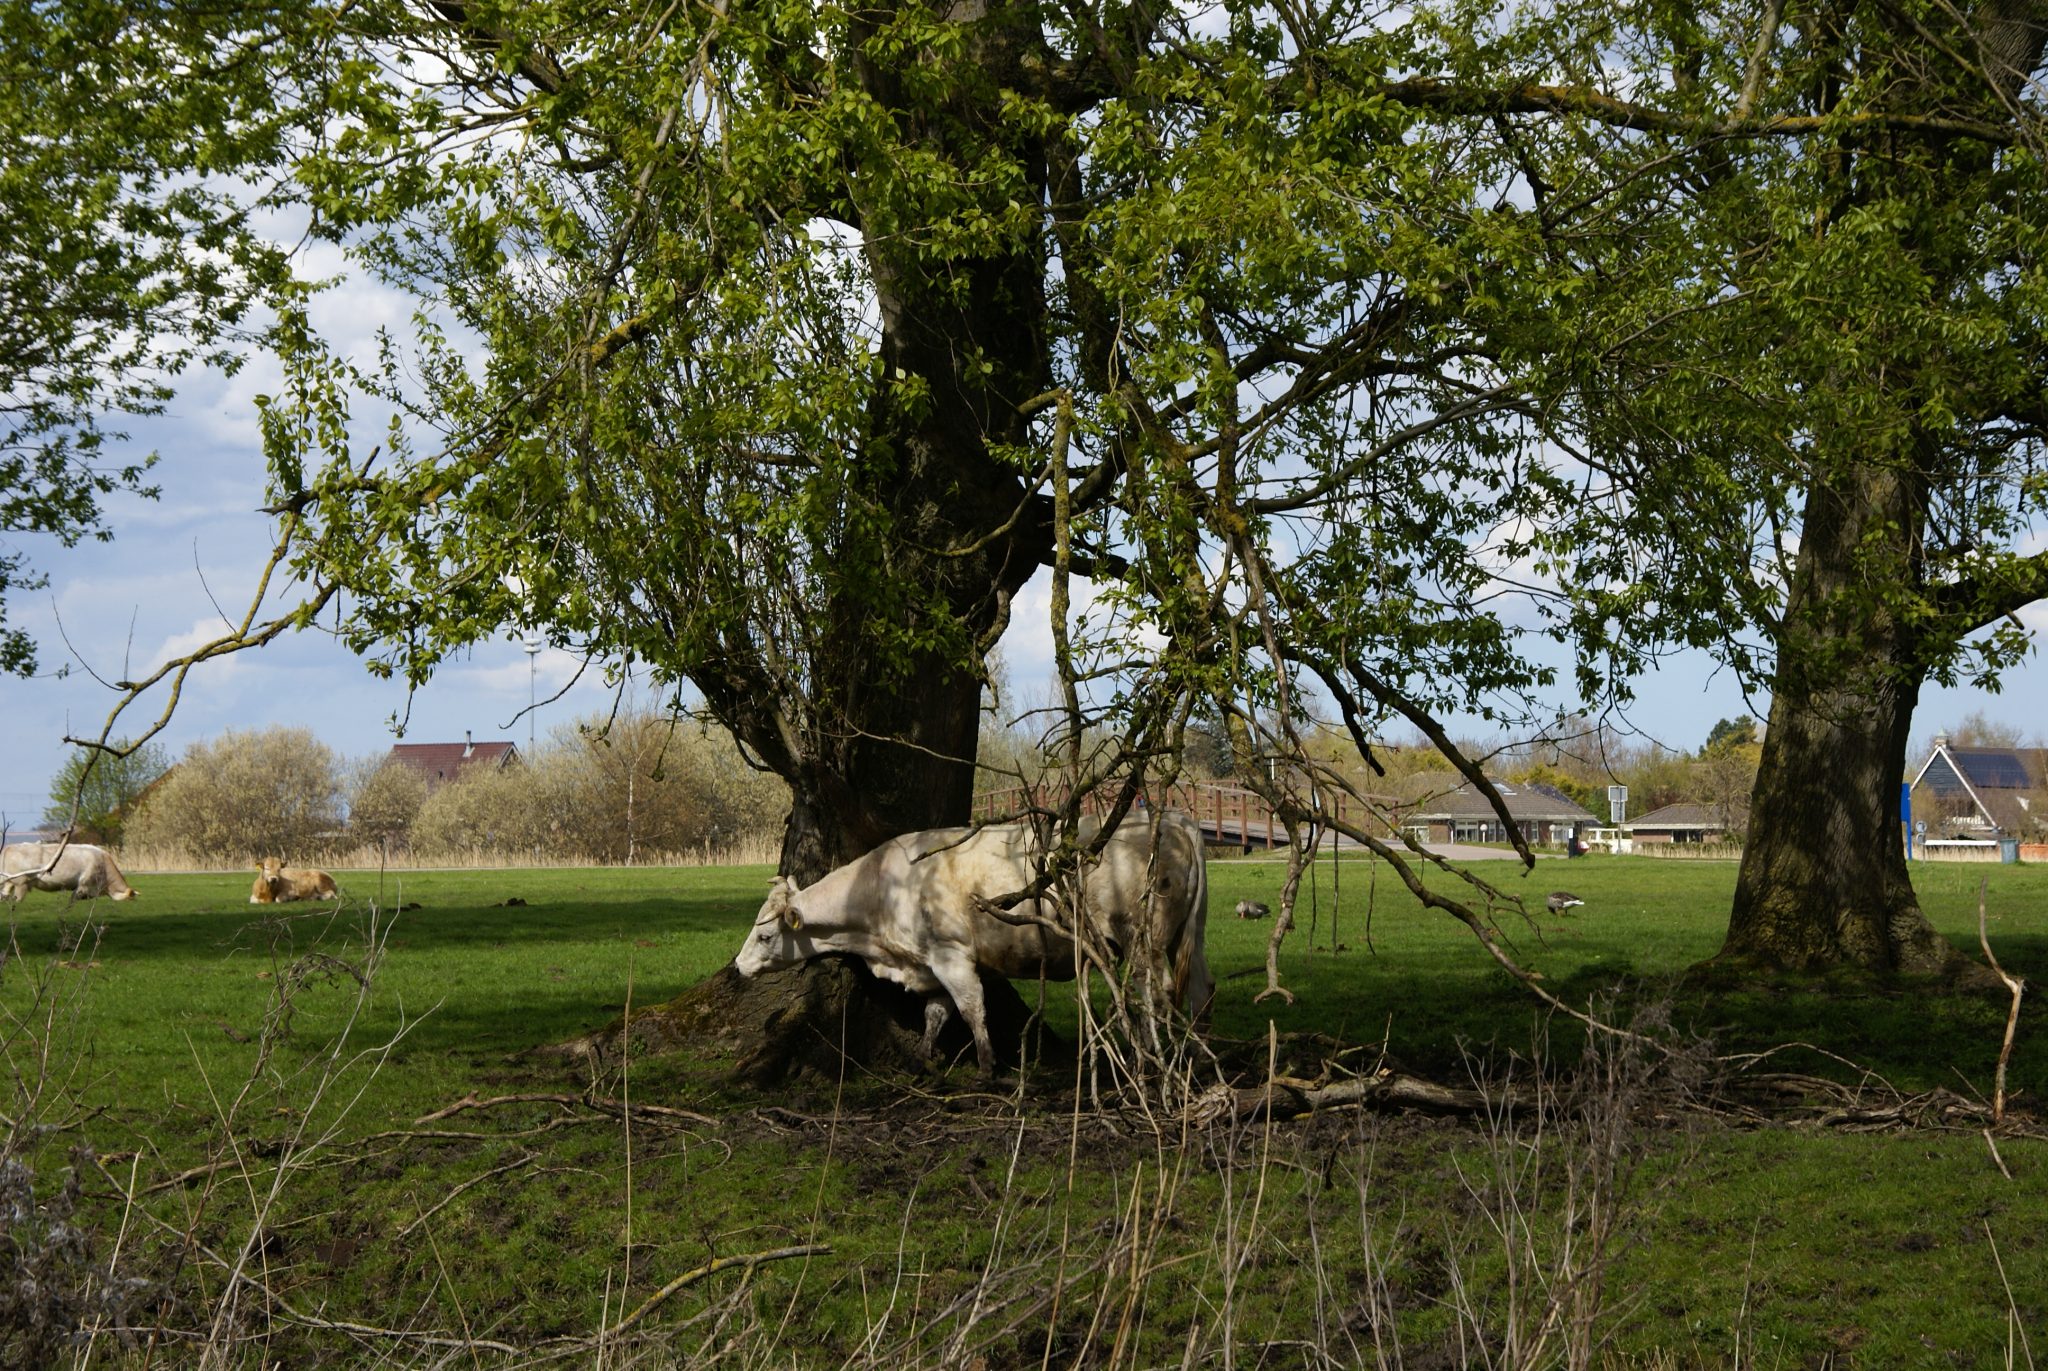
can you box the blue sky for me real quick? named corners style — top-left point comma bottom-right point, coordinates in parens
top-left (7, 285), bottom-right (2046, 827)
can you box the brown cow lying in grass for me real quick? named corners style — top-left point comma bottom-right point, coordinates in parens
top-left (2, 842), bottom-right (139, 903)
top-left (250, 857), bottom-right (339, 903)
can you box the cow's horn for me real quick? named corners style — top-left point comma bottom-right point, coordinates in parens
top-left (768, 876), bottom-right (803, 930)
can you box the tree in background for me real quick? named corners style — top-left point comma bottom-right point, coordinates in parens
top-left (1934, 710), bottom-right (2029, 750)
top-left (667, 722), bottom-right (792, 859)
top-left (1516, 0), bottom-right (2048, 974)
top-left (345, 759), bottom-right (428, 853)
top-left (407, 711), bottom-right (788, 863)
top-left (39, 738), bottom-right (168, 844)
top-left (1504, 762), bottom-right (1604, 818)
top-left (1701, 719), bottom-right (1761, 759)
top-left (552, 713), bottom-right (705, 865)
top-left (411, 764), bottom-right (567, 862)
top-left (126, 727), bottom-right (342, 862)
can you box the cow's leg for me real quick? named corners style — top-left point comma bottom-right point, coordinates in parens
top-left (920, 997), bottom-right (951, 1061)
top-left (926, 950), bottom-right (994, 1076)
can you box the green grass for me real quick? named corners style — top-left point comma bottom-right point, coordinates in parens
top-left (1201, 852), bottom-right (2048, 1097)
top-left (4, 855), bottom-right (2046, 1366)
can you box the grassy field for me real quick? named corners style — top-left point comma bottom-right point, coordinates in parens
top-left (3, 853), bottom-right (2044, 1366)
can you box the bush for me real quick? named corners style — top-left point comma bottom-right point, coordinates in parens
top-left (346, 759), bottom-right (429, 849)
top-left (126, 727), bottom-right (343, 862)
top-left (406, 713), bottom-right (789, 863)
top-left (122, 715), bottom-right (789, 867)
top-left (411, 762), bottom-right (569, 859)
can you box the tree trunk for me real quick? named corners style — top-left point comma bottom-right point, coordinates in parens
top-left (774, 672), bottom-right (984, 886)
top-left (552, 959), bottom-right (1068, 1085)
top-left (1720, 460), bottom-right (1965, 976)
top-left (1720, 1), bottom-right (2048, 979)
top-left (1722, 669), bottom-right (1958, 973)
top-left (765, 0), bottom-right (1053, 884)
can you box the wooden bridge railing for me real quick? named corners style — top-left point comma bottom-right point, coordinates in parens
top-left (972, 780), bottom-right (1371, 851)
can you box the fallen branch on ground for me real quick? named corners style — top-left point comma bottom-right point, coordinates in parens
top-left (607, 1244), bottom-right (830, 1338)
top-left (1187, 1068), bottom-right (1502, 1125)
top-left (394, 1150), bottom-right (539, 1239)
top-left (416, 1090), bottom-right (718, 1128)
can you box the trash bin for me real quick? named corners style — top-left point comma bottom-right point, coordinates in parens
top-left (1999, 838), bottom-right (2019, 863)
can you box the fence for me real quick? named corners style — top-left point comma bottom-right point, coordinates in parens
top-left (1633, 841), bottom-right (1744, 860)
top-left (1915, 840), bottom-right (2008, 863)
top-left (973, 781), bottom-right (1385, 851)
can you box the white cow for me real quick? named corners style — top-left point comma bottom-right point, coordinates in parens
top-left (735, 811), bottom-right (1213, 1074)
top-left (1, 842), bottom-right (139, 904)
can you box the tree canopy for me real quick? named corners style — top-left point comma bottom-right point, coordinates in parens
top-left (32, 0), bottom-right (2048, 979)
top-left (0, 2), bottom-right (304, 674)
top-left (39, 737), bottom-right (168, 844)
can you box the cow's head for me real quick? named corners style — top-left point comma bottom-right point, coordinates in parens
top-left (734, 876), bottom-right (809, 976)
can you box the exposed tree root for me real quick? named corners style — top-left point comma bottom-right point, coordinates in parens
top-left (543, 957), bottom-right (1070, 1085)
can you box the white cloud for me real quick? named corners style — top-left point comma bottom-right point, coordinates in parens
top-left (446, 645), bottom-right (591, 696)
top-left (997, 565), bottom-right (1171, 694)
top-left (139, 616), bottom-right (254, 683)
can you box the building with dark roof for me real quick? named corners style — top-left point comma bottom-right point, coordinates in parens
top-left (1402, 777), bottom-right (1598, 847)
top-left (384, 733), bottom-right (522, 792)
top-left (1908, 736), bottom-right (2047, 841)
top-left (1627, 802), bottom-right (1733, 845)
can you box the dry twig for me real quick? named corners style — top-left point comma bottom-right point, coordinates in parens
top-left (1975, 875), bottom-right (2025, 1127)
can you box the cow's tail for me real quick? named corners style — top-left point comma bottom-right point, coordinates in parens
top-left (1169, 822), bottom-right (1215, 1026)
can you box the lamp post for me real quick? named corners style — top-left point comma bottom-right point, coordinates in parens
top-left (521, 633), bottom-right (542, 753)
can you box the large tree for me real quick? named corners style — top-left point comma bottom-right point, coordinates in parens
top-left (1497, 0), bottom-right (2048, 974)
top-left (204, 0), bottom-right (1582, 885)
top-left (43, 1), bottom-right (2045, 991)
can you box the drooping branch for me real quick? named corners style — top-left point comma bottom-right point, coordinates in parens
top-left (1292, 643), bottom-right (1537, 871)
top-left (1355, 75), bottom-right (2023, 146)
top-left (65, 510), bottom-right (336, 764)
top-left (1928, 547), bottom-right (2048, 635)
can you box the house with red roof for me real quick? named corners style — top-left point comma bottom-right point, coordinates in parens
top-left (384, 733), bottom-right (522, 792)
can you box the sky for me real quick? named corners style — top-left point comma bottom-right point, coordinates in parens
top-left (6, 281), bottom-right (2047, 830)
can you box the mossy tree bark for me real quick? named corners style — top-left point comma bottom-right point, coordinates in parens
top-left (1707, 0), bottom-right (2048, 977)
top-left (1721, 460), bottom-right (1960, 974)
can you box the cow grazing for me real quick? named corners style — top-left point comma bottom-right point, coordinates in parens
top-left (1, 842), bottom-right (139, 904)
top-left (734, 811), bottom-right (1213, 1075)
top-left (252, 857), bottom-right (339, 903)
